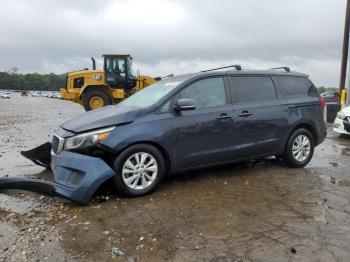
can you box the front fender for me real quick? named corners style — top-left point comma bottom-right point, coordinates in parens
top-left (79, 84), bottom-right (111, 99)
top-left (99, 115), bottom-right (174, 168)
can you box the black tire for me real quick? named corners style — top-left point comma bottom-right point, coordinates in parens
top-left (283, 128), bottom-right (315, 168)
top-left (82, 88), bottom-right (112, 111)
top-left (112, 144), bottom-right (166, 197)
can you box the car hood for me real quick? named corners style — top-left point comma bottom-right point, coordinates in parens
top-left (60, 105), bottom-right (140, 133)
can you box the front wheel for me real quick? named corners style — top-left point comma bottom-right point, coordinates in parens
top-left (82, 89), bottom-right (112, 111)
top-left (283, 128), bottom-right (315, 168)
top-left (112, 144), bottom-right (166, 196)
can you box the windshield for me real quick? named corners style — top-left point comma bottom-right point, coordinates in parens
top-left (119, 77), bottom-right (186, 108)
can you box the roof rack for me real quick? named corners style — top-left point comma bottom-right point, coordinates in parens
top-left (201, 65), bottom-right (242, 73)
top-left (270, 66), bottom-right (291, 72)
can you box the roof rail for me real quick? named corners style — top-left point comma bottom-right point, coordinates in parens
top-left (270, 66), bottom-right (291, 72)
top-left (201, 65), bottom-right (242, 73)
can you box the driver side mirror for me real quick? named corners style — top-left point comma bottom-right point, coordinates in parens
top-left (174, 99), bottom-right (196, 111)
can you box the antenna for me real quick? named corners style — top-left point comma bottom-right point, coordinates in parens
top-left (201, 65), bottom-right (242, 73)
top-left (270, 67), bottom-right (291, 72)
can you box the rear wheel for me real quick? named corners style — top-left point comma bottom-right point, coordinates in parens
top-left (83, 89), bottom-right (112, 111)
top-left (283, 128), bottom-right (314, 168)
top-left (112, 144), bottom-right (166, 196)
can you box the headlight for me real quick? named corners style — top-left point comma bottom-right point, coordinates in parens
top-left (64, 127), bottom-right (114, 150)
top-left (337, 111), bottom-right (346, 120)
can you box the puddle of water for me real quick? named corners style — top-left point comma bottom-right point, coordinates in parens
top-left (319, 174), bottom-right (338, 185)
top-left (0, 193), bottom-right (40, 214)
top-left (341, 147), bottom-right (350, 156)
top-left (319, 174), bottom-right (350, 188)
top-left (314, 205), bottom-right (328, 223)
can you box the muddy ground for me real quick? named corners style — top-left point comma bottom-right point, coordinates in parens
top-left (0, 93), bottom-right (350, 262)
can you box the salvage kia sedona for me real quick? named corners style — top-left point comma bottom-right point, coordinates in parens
top-left (2, 66), bottom-right (327, 204)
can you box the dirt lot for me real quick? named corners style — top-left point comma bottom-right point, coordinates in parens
top-left (1, 93), bottom-right (350, 262)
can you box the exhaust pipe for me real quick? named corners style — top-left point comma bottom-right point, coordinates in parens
top-left (91, 57), bottom-right (96, 70)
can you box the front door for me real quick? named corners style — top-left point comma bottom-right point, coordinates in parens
top-left (105, 57), bottom-right (127, 88)
top-left (171, 77), bottom-right (235, 170)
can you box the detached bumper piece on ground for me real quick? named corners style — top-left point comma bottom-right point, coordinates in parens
top-left (0, 143), bottom-right (116, 205)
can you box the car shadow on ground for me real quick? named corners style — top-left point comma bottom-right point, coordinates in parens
top-left (92, 157), bottom-right (287, 203)
top-left (165, 157), bottom-right (285, 183)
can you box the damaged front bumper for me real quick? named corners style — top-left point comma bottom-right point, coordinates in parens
top-left (0, 145), bottom-right (116, 205)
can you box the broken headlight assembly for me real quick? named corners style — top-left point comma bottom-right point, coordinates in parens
top-left (64, 127), bottom-right (114, 151)
top-left (337, 111), bottom-right (346, 120)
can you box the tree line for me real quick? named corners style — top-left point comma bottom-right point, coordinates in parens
top-left (0, 70), bottom-right (337, 93)
top-left (317, 86), bottom-right (338, 94)
top-left (0, 71), bottom-right (67, 91)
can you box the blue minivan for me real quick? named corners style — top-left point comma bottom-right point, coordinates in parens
top-left (2, 67), bottom-right (327, 204)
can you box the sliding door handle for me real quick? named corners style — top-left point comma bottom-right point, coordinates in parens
top-left (216, 113), bottom-right (232, 120)
top-left (239, 111), bottom-right (253, 117)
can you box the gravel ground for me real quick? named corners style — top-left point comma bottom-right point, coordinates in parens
top-left (1, 93), bottom-right (350, 262)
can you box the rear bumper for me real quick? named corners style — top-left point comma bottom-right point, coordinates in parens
top-left (315, 122), bottom-right (327, 146)
top-left (0, 150), bottom-right (116, 205)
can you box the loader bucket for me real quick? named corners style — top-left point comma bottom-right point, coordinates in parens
top-left (20, 142), bottom-right (52, 168)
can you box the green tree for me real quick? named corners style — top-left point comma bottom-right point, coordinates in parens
top-left (0, 71), bottom-right (67, 91)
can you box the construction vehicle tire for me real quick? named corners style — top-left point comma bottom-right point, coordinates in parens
top-left (83, 88), bottom-right (112, 111)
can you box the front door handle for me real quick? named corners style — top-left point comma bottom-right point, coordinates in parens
top-left (239, 111), bottom-right (253, 117)
top-left (216, 113), bottom-right (232, 120)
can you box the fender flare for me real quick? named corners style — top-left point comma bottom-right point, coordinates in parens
top-left (79, 85), bottom-right (112, 99)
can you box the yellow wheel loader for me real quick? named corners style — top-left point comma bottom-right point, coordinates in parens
top-left (60, 54), bottom-right (169, 111)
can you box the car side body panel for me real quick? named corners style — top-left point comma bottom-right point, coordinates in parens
top-left (272, 76), bottom-right (327, 148)
top-left (100, 112), bottom-right (175, 164)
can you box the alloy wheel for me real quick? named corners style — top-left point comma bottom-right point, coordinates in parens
top-left (292, 134), bottom-right (311, 162)
top-left (121, 152), bottom-right (158, 190)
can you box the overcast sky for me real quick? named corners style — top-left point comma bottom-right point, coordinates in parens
top-left (0, 0), bottom-right (346, 86)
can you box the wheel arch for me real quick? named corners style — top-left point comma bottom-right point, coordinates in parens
top-left (114, 140), bottom-right (172, 172)
top-left (79, 84), bottom-right (112, 99)
top-left (286, 122), bottom-right (318, 147)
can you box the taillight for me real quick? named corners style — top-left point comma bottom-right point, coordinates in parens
top-left (320, 98), bottom-right (326, 107)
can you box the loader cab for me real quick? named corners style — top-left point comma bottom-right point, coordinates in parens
top-left (103, 54), bottom-right (136, 90)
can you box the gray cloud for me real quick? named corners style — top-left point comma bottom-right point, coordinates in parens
top-left (0, 0), bottom-right (346, 86)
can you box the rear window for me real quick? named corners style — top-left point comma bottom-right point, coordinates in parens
top-left (275, 76), bottom-right (318, 97)
top-left (230, 76), bottom-right (277, 103)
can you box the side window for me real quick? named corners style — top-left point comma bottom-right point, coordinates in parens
top-left (73, 77), bottom-right (84, 88)
top-left (159, 100), bottom-right (171, 113)
top-left (230, 76), bottom-right (277, 103)
top-left (117, 59), bottom-right (126, 77)
top-left (275, 76), bottom-right (318, 97)
top-left (179, 77), bottom-right (227, 110)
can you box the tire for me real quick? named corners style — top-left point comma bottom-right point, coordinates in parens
top-left (82, 88), bottom-right (112, 111)
top-left (283, 128), bottom-right (315, 168)
top-left (112, 144), bottom-right (166, 197)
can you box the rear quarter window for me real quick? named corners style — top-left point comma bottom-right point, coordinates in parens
top-left (275, 76), bottom-right (318, 97)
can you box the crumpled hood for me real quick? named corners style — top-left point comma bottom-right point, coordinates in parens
top-left (60, 105), bottom-right (140, 133)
